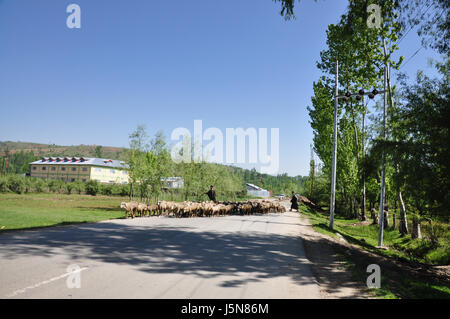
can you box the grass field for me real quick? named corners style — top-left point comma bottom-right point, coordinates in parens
top-left (299, 204), bottom-right (450, 299)
top-left (0, 193), bottom-right (126, 231)
top-left (299, 204), bottom-right (450, 265)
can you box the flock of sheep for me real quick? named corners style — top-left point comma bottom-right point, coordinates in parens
top-left (120, 199), bottom-right (287, 219)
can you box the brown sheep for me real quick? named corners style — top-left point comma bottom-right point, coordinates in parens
top-left (120, 201), bottom-right (138, 219)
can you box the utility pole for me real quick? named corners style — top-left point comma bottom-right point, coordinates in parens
top-left (378, 63), bottom-right (388, 247)
top-left (329, 59), bottom-right (386, 230)
top-left (3, 147), bottom-right (9, 176)
top-left (310, 144), bottom-right (315, 200)
top-left (361, 103), bottom-right (367, 221)
top-left (329, 60), bottom-right (339, 230)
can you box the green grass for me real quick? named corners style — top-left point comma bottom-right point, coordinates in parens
top-left (0, 193), bottom-right (268, 231)
top-left (0, 193), bottom-right (126, 230)
top-left (299, 203), bottom-right (450, 299)
top-left (299, 204), bottom-right (450, 265)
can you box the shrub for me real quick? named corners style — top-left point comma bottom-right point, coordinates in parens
top-left (7, 175), bottom-right (26, 194)
top-left (48, 179), bottom-right (64, 193)
top-left (85, 180), bottom-right (99, 196)
top-left (32, 178), bottom-right (47, 193)
top-left (117, 184), bottom-right (129, 197)
top-left (100, 184), bottom-right (113, 196)
top-left (0, 176), bottom-right (9, 193)
top-left (65, 182), bottom-right (75, 195)
top-left (72, 181), bottom-right (85, 195)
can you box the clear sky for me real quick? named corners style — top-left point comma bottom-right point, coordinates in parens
top-left (0, 0), bottom-right (442, 176)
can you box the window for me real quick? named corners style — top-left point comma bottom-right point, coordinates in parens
top-left (42, 166), bottom-right (46, 171)
top-left (82, 167), bottom-right (88, 172)
top-left (51, 167), bottom-right (56, 171)
top-left (96, 168), bottom-right (102, 172)
top-left (32, 167), bottom-right (37, 170)
top-left (70, 178), bottom-right (75, 182)
top-left (72, 167), bottom-right (76, 171)
top-left (61, 167), bottom-right (66, 171)
top-left (82, 178), bottom-right (86, 182)
top-left (110, 170), bottom-right (115, 174)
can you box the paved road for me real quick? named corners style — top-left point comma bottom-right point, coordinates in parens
top-left (0, 211), bottom-right (321, 298)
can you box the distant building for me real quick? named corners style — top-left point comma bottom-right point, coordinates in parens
top-left (246, 183), bottom-right (271, 198)
top-left (29, 157), bottom-right (129, 184)
top-left (161, 177), bottom-right (184, 189)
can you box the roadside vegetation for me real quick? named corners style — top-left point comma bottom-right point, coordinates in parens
top-left (300, 0), bottom-right (449, 298)
top-left (0, 193), bottom-right (126, 231)
top-left (299, 203), bottom-right (450, 299)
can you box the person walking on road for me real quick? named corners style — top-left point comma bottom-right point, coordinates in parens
top-left (290, 191), bottom-right (299, 212)
top-left (205, 185), bottom-right (217, 203)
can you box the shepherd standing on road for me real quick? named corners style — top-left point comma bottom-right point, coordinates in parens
top-left (290, 191), bottom-right (299, 212)
top-left (206, 185), bottom-right (217, 203)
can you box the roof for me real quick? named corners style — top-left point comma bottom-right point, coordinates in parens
top-left (245, 183), bottom-right (267, 192)
top-left (161, 177), bottom-right (184, 182)
top-left (30, 157), bottom-right (129, 169)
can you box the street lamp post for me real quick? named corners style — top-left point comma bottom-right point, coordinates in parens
top-left (329, 60), bottom-right (339, 230)
top-left (328, 62), bottom-right (386, 230)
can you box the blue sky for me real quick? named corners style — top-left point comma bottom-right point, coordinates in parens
top-left (0, 0), bottom-right (442, 176)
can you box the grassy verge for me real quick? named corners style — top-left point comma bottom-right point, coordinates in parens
top-left (299, 203), bottom-right (450, 299)
top-left (0, 193), bottom-right (126, 231)
top-left (0, 193), bottom-right (267, 231)
top-left (299, 204), bottom-right (449, 265)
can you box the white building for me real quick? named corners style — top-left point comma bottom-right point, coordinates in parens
top-left (246, 183), bottom-right (271, 198)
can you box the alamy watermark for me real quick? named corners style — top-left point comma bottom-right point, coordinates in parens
top-left (66, 4), bottom-right (81, 29)
top-left (66, 264), bottom-right (82, 289)
top-left (366, 264), bottom-right (381, 289)
top-left (367, 4), bottom-right (382, 29)
top-left (170, 120), bottom-right (279, 175)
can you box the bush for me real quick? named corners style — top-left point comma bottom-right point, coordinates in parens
top-left (65, 182), bottom-right (75, 195)
top-left (72, 181), bottom-right (85, 195)
top-left (0, 176), bottom-right (9, 193)
top-left (117, 184), bottom-right (129, 197)
top-left (100, 184), bottom-right (113, 196)
top-left (85, 180), bottom-right (99, 196)
top-left (33, 178), bottom-right (47, 193)
top-left (48, 179), bottom-right (64, 193)
top-left (8, 175), bottom-right (26, 194)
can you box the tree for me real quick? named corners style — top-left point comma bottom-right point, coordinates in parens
top-left (396, 0), bottom-right (450, 54)
top-left (95, 145), bottom-right (103, 158)
top-left (308, 0), bottom-right (403, 227)
top-left (85, 180), bottom-right (99, 196)
top-left (385, 60), bottom-right (449, 219)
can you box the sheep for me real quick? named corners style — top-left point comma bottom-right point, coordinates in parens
top-left (137, 203), bottom-right (148, 217)
top-left (120, 198), bottom-right (287, 219)
top-left (147, 204), bottom-right (159, 216)
top-left (120, 201), bottom-right (138, 219)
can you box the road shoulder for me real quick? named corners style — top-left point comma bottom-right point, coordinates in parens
top-left (295, 212), bottom-right (371, 298)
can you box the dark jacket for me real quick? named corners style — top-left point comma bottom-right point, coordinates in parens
top-left (290, 194), bottom-right (299, 210)
top-left (206, 189), bottom-right (216, 202)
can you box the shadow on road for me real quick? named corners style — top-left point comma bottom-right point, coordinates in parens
top-left (0, 221), bottom-right (318, 288)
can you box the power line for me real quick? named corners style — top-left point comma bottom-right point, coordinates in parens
top-left (400, 47), bottom-right (423, 69)
top-left (397, 3), bottom-right (434, 45)
top-left (398, 7), bottom-right (447, 70)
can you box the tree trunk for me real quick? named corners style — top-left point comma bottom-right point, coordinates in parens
top-left (398, 190), bottom-right (408, 235)
top-left (392, 213), bottom-right (396, 229)
top-left (371, 208), bottom-right (378, 225)
top-left (411, 216), bottom-right (422, 239)
top-left (384, 210), bottom-right (389, 229)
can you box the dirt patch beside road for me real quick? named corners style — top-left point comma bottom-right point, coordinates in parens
top-left (280, 200), bottom-right (369, 298)
top-left (279, 200), bottom-right (450, 299)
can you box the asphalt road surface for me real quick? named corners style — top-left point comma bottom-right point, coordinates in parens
top-left (0, 211), bottom-right (321, 298)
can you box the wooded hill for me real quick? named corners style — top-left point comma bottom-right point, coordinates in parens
top-left (0, 141), bottom-right (307, 196)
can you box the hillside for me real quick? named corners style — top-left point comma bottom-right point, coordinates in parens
top-left (0, 141), bottom-right (127, 161)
